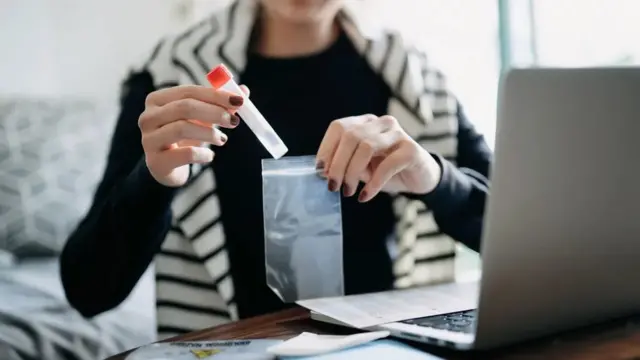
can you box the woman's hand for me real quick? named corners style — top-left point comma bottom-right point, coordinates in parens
top-left (139, 85), bottom-right (249, 187)
top-left (316, 114), bottom-right (442, 202)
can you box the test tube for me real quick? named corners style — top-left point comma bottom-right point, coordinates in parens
top-left (206, 64), bottom-right (289, 159)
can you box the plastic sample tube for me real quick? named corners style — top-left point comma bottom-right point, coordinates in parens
top-left (207, 64), bottom-right (288, 159)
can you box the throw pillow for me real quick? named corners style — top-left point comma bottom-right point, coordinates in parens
top-left (0, 98), bottom-right (115, 258)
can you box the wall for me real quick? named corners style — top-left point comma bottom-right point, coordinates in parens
top-left (0, 0), bottom-right (501, 137)
top-left (0, 0), bottom-right (194, 101)
top-left (533, 0), bottom-right (640, 66)
top-left (360, 0), bottom-right (500, 145)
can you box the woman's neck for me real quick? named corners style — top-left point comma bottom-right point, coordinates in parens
top-left (256, 11), bottom-right (340, 58)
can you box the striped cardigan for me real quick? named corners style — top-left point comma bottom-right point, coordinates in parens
top-left (137, 0), bottom-right (461, 339)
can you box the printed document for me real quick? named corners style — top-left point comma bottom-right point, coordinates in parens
top-left (296, 281), bottom-right (478, 328)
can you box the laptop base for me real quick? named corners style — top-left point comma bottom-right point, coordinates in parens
top-left (310, 311), bottom-right (476, 350)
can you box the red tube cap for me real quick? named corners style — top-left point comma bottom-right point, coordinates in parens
top-left (207, 64), bottom-right (233, 89)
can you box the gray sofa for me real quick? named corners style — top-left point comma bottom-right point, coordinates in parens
top-left (0, 98), bottom-right (155, 360)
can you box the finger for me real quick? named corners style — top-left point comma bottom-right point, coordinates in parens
top-left (316, 116), bottom-right (367, 173)
top-left (342, 140), bottom-right (375, 197)
top-left (226, 85), bottom-right (251, 116)
top-left (344, 125), bottom-right (401, 196)
top-left (332, 118), bottom-right (394, 195)
top-left (146, 85), bottom-right (245, 108)
top-left (177, 139), bottom-right (210, 147)
top-left (358, 156), bottom-right (383, 183)
top-left (315, 125), bottom-right (341, 174)
top-left (360, 146), bottom-right (413, 202)
top-left (150, 146), bottom-right (215, 175)
top-left (239, 85), bottom-right (250, 97)
top-left (143, 120), bottom-right (228, 151)
top-left (140, 99), bottom-right (240, 131)
top-left (326, 132), bottom-right (360, 192)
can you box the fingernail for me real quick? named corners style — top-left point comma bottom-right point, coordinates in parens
top-left (230, 114), bottom-right (240, 126)
top-left (342, 184), bottom-right (351, 197)
top-left (358, 190), bottom-right (368, 202)
top-left (328, 179), bottom-right (338, 192)
top-left (220, 134), bottom-right (227, 143)
top-left (316, 160), bottom-right (325, 170)
top-left (229, 95), bottom-right (244, 106)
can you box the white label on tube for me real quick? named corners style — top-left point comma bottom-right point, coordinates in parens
top-left (220, 81), bottom-right (288, 159)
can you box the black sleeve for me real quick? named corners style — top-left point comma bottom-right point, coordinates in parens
top-left (414, 105), bottom-right (492, 252)
top-left (454, 104), bottom-right (492, 178)
top-left (60, 70), bottom-right (178, 318)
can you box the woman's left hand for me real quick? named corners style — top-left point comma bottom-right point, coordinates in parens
top-left (316, 114), bottom-right (442, 202)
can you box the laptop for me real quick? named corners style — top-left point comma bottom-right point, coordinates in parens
top-left (311, 67), bottom-right (640, 350)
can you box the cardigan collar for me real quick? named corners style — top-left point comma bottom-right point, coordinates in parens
top-left (207, 0), bottom-right (430, 122)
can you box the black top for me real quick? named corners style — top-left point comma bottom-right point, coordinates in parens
top-left (60, 31), bottom-right (492, 319)
top-left (217, 32), bottom-right (397, 317)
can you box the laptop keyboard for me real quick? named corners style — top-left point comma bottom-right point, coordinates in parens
top-left (402, 310), bottom-right (477, 334)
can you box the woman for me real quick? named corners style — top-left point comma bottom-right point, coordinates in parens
top-left (60, 0), bottom-right (491, 339)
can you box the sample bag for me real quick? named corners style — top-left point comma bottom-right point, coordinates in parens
top-left (262, 155), bottom-right (344, 303)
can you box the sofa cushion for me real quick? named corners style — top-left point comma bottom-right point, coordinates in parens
top-left (0, 98), bottom-right (115, 258)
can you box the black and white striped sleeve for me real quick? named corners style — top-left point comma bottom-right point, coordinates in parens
top-left (414, 104), bottom-right (492, 253)
top-left (60, 68), bottom-right (178, 318)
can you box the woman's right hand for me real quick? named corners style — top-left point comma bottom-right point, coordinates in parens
top-left (138, 85), bottom-right (248, 187)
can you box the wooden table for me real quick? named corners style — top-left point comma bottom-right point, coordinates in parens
top-left (109, 307), bottom-right (640, 359)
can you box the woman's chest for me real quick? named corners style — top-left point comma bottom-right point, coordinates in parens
top-left (217, 70), bottom-right (391, 160)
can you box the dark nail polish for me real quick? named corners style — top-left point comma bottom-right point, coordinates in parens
top-left (316, 160), bottom-right (325, 170)
top-left (230, 114), bottom-right (240, 126)
top-left (220, 134), bottom-right (227, 143)
top-left (229, 95), bottom-right (244, 106)
top-left (358, 190), bottom-right (368, 202)
top-left (342, 184), bottom-right (351, 197)
top-left (328, 179), bottom-right (338, 192)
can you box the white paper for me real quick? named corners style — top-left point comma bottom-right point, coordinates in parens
top-left (266, 331), bottom-right (390, 357)
top-left (297, 281), bottom-right (478, 328)
top-left (126, 340), bottom-right (281, 360)
top-left (277, 339), bottom-right (445, 359)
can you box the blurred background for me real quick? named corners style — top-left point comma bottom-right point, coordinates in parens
top-left (0, 0), bottom-right (638, 359)
top-left (2, 0), bottom-right (639, 141)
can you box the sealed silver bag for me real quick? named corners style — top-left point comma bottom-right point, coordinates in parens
top-left (262, 155), bottom-right (344, 303)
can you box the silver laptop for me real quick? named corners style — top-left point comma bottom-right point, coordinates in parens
top-left (312, 67), bottom-right (640, 350)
